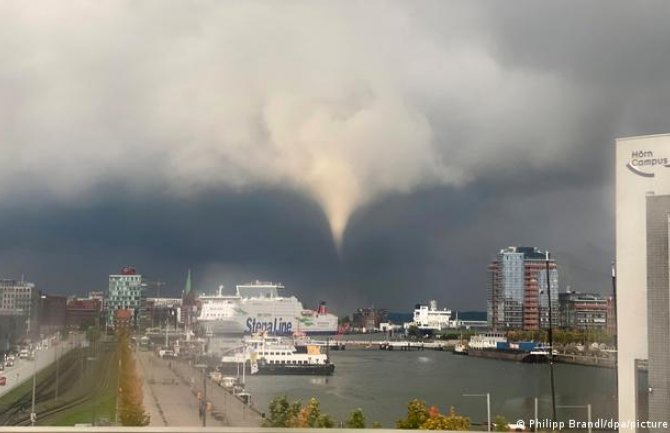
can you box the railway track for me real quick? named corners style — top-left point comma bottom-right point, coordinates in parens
top-left (0, 340), bottom-right (118, 426)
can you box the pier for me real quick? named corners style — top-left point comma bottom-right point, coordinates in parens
top-left (327, 339), bottom-right (456, 351)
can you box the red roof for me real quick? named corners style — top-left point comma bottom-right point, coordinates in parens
top-left (115, 309), bottom-right (132, 320)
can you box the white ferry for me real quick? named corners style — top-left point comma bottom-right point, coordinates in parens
top-left (219, 335), bottom-right (335, 376)
top-left (197, 281), bottom-right (338, 335)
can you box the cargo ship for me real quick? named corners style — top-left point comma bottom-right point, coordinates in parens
top-left (197, 281), bottom-right (338, 336)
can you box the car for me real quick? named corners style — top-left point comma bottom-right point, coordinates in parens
top-left (5, 360), bottom-right (14, 367)
top-left (0, 376), bottom-right (6, 386)
top-left (0, 364), bottom-right (4, 372)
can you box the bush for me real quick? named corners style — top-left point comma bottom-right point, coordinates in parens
top-left (494, 415), bottom-right (510, 432)
top-left (346, 408), bottom-right (366, 428)
top-left (263, 396), bottom-right (332, 428)
top-left (396, 399), bottom-right (470, 430)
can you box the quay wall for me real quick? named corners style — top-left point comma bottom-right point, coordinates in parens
top-left (467, 349), bottom-right (525, 362)
top-left (467, 349), bottom-right (616, 368)
top-left (554, 353), bottom-right (616, 369)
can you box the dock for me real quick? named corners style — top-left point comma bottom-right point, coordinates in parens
top-left (330, 339), bottom-right (456, 351)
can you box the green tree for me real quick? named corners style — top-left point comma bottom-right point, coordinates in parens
top-left (494, 415), bottom-right (510, 432)
top-left (86, 325), bottom-right (100, 344)
top-left (346, 408), bottom-right (366, 428)
top-left (263, 396), bottom-right (332, 428)
top-left (406, 325), bottom-right (422, 340)
top-left (263, 395), bottom-right (301, 427)
top-left (396, 399), bottom-right (429, 429)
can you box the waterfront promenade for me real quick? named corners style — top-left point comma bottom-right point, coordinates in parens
top-left (137, 351), bottom-right (262, 427)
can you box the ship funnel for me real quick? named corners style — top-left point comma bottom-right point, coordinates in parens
top-left (317, 301), bottom-right (327, 314)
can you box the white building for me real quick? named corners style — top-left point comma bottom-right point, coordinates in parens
top-left (0, 279), bottom-right (37, 315)
top-left (616, 134), bottom-right (670, 430)
top-left (0, 279), bottom-right (39, 337)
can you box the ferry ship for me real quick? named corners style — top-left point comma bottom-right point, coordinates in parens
top-left (219, 335), bottom-right (335, 376)
top-left (197, 281), bottom-right (338, 335)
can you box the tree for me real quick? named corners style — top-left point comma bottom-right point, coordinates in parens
top-left (421, 407), bottom-right (470, 431)
top-left (396, 399), bottom-right (429, 429)
top-left (86, 325), bottom-right (100, 344)
top-left (263, 395), bottom-right (301, 427)
top-left (117, 329), bottom-right (150, 426)
top-left (397, 400), bottom-right (470, 430)
top-left (494, 415), bottom-right (510, 432)
top-left (346, 408), bottom-right (366, 428)
top-left (293, 398), bottom-right (333, 428)
top-left (263, 396), bottom-right (332, 428)
top-left (406, 325), bottom-right (422, 340)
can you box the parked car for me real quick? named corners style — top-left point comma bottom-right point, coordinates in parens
top-left (0, 376), bottom-right (6, 386)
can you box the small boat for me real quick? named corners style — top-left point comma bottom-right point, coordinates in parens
top-left (219, 376), bottom-right (241, 390)
top-left (454, 343), bottom-right (468, 355)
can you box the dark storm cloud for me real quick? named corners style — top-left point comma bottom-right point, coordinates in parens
top-left (0, 187), bottom-right (345, 305)
top-left (0, 1), bottom-right (667, 314)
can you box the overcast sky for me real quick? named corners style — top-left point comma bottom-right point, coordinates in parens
top-left (1, 1), bottom-right (668, 313)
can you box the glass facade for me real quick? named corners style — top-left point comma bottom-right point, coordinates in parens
top-left (107, 274), bottom-right (144, 328)
top-left (488, 246), bottom-right (559, 330)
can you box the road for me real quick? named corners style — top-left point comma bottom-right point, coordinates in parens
top-left (0, 333), bottom-right (83, 399)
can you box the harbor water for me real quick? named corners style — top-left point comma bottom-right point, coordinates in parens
top-left (242, 349), bottom-right (616, 427)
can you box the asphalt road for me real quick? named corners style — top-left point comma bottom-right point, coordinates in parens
top-left (0, 333), bottom-right (83, 399)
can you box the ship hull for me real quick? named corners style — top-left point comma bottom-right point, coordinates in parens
top-left (197, 283), bottom-right (338, 335)
top-left (218, 361), bottom-right (335, 376)
top-left (199, 303), bottom-right (338, 335)
top-left (255, 364), bottom-right (335, 376)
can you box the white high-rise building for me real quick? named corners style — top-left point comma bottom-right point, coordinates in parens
top-left (616, 134), bottom-right (670, 431)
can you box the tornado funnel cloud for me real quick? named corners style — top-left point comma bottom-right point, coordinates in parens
top-left (0, 2), bottom-right (580, 242)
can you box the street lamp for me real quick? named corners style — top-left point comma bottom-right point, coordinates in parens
top-left (194, 363), bottom-right (208, 427)
top-left (30, 294), bottom-right (47, 426)
top-left (463, 393), bottom-right (490, 432)
top-left (87, 356), bottom-right (98, 425)
top-left (557, 404), bottom-right (592, 433)
top-left (544, 252), bottom-right (557, 423)
top-left (30, 349), bottom-right (36, 426)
